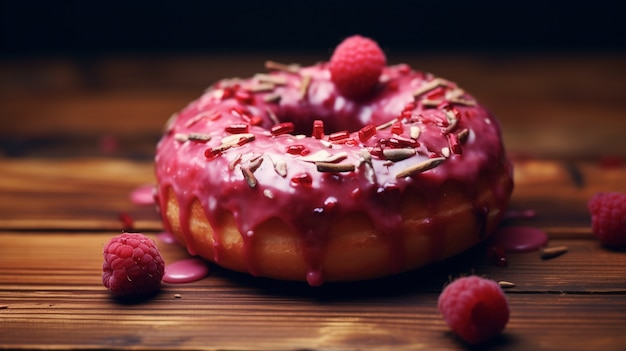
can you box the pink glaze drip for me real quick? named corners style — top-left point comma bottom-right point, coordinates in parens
top-left (129, 184), bottom-right (156, 206)
top-left (154, 62), bottom-right (514, 285)
top-left (490, 226), bottom-right (548, 252)
top-left (163, 258), bottom-right (211, 284)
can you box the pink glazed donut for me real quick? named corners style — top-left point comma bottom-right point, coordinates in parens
top-left (155, 36), bottom-right (513, 286)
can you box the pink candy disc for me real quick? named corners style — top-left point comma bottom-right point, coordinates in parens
top-left (129, 184), bottom-right (156, 206)
top-left (163, 258), bottom-right (211, 284)
top-left (490, 226), bottom-right (549, 253)
top-left (156, 231), bottom-right (178, 245)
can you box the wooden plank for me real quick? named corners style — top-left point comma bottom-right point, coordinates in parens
top-left (0, 232), bottom-right (624, 350)
top-left (0, 232), bottom-right (623, 295)
top-left (0, 158), bottom-right (161, 230)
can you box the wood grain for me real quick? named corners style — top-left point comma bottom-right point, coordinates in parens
top-left (1, 54), bottom-right (625, 350)
top-left (0, 232), bottom-right (625, 351)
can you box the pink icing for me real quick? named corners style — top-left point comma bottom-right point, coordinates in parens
top-left (490, 226), bottom-right (549, 252)
top-left (154, 62), bottom-right (513, 284)
top-left (129, 184), bottom-right (156, 206)
top-left (163, 258), bottom-right (211, 284)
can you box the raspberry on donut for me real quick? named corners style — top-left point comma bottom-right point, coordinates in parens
top-left (329, 35), bottom-right (386, 100)
top-left (154, 35), bottom-right (514, 286)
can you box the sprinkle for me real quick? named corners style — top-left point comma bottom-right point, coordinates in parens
top-left (241, 167), bottom-right (258, 188)
top-left (541, 246), bottom-right (568, 260)
top-left (445, 87), bottom-right (466, 100)
top-left (225, 123), bottom-right (250, 134)
top-left (263, 93), bottom-right (282, 103)
top-left (228, 153), bottom-right (243, 170)
top-left (299, 74), bottom-right (312, 99)
top-left (450, 97), bottom-right (477, 106)
top-left (235, 90), bottom-right (254, 105)
top-left (266, 108), bottom-right (280, 125)
top-left (329, 130), bottom-right (350, 142)
top-left (441, 147), bottom-right (451, 158)
top-left (413, 78), bottom-right (450, 97)
top-left (447, 134), bottom-right (462, 154)
top-left (247, 82), bottom-right (275, 93)
top-left (421, 99), bottom-right (442, 108)
top-left (357, 124), bottom-right (376, 143)
top-left (263, 189), bottom-right (274, 199)
top-left (316, 162), bottom-right (355, 173)
top-left (319, 140), bottom-right (333, 148)
top-left (383, 148), bottom-right (416, 161)
top-left (358, 151), bottom-right (376, 184)
top-left (268, 154), bottom-right (288, 177)
top-left (247, 153), bottom-right (264, 172)
top-left (360, 149), bottom-right (372, 164)
top-left (187, 133), bottom-right (212, 142)
top-left (299, 150), bottom-right (348, 164)
top-left (457, 128), bottom-right (470, 144)
top-left (271, 122), bottom-right (295, 136)
top-left (395, 157), bottom-right (446, 178)
top-left (498, 281), bottom-right (516, 289)
top-left (376, 119), bottom-right (396, 131)
top-left (410, 126), bottom-right (421, 140)
top-left (265, 60), bottom-right (301, 73)
top-left (391, 122), bottom-right (404, 135)
top-left (174, 133), bottom-right (189, 142)
top-left (254, 73), bottom-right (288, 85)
top-left (221, 133), bottom-right (255, 148)
top-left (443, 109), bottom-right (459, 134)
top-left (313, 120), bottom-right (325, 139)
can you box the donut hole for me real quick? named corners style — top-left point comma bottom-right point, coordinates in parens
top-left (275, 99), bottom-right (374, 137)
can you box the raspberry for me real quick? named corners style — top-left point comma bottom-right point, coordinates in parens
top-left (588, 192), bottom-right (626, 247)
top-left (102, 233), bottom-right (165, 297)
top-left (329, 35), bottom-right (386, 100)
top-left (438, 276), bottom-right (509, 344)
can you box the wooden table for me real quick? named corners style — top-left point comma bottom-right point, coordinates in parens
top-left (1, 52), bottom-right (625, 350)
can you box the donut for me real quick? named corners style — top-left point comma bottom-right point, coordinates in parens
top-left (155, 35), bottom-right (514, 286)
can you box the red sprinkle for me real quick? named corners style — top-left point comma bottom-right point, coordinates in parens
top-left (221, 86), bottom-right (237, 100)
top-left (225, 123), bottom-right (249, 134)
top-left (448, 133), bottom-right (463, 154)
top-left (391, 122), bottom-right (404, 135)
top-left (231, 106), bottom-right (250, 119)
top-left (403, 102), bottom-right (416, 111)
top-left (271, 122), bottom-right (295, 136)
top-left (118, 212), bottom-right (134, 232)
top-left (329, 130), bottom-right (350, 142)
top-left (250, 115), bottom-right (263, 126)
top-left (286, 144), bottom-right (309, 156)
top-left (204, 148), bottom-right (222, 160)
top-left (235, 90), bottom-right (254, 105)
top-left (367, 146), bottom-right (384, 159)
top-left (400, 110), bottom-right (413, 120)
top-left (425, 87), bottom-right (445, 100)
top-left (290, 173), bottom-right (313, 187)
top-left (358, 124), bottom-right (376, 142)
top-left (380, 136), bottom-right (419, 148)
top-left (313, 120), bottom-right (325, 139)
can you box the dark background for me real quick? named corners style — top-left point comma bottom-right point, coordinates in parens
top-left (1, 0), bottom-right (625, 57)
